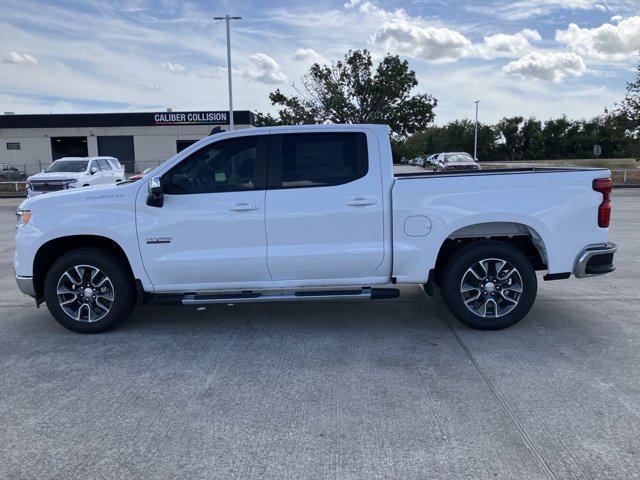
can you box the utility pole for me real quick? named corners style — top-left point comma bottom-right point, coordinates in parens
top-left (473, 100), bottom-right (480, 160)
top-left (214, 14), bottom-right (242, 131)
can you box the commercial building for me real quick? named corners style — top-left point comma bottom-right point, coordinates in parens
top-left (0, 110), bottom-right (255, 173)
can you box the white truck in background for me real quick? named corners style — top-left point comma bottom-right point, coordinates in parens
top-left (14, 124), bottom-right (616, 333)
top-left (26, 156), bottom-right (125, 197)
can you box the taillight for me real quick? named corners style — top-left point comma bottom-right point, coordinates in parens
top-left (593, 178), bottom-right (612, 228)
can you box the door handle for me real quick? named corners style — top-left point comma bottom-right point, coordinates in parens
top-left (346, 198), bottom-right (377, 207)
top-left (229, 203), bottom-right (259, 211)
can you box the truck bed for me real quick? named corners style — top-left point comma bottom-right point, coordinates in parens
top-left (394, 166), bottom-right (605, 179)
top-left (390, 165), bottom-right (611, 283)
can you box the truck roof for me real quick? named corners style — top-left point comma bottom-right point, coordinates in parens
top-left (216, 124), bottom-right (391, 136)
top-left (54, 156), bottom-right (118, 161)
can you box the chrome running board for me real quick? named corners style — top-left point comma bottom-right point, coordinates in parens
top-left (180, 287), bottom-right (399, 305)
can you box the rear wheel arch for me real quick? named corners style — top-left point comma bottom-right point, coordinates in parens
top-left (33, 235), bottom-right (135, 299)
top-left (431, 222), bottom-right (548, 287)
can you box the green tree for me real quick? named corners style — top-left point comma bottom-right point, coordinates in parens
top-left (398, 120), bottom-right (498, 161)
top-left (496, 116), bottom-right (524, 161)
top-left (621, 55), bottom-right (640, 136)
top-left (255, 49), bottom-right (437, 138)
top-left (518, 117), bottom-right (545, 160)
top-left (542, 116), bottom-right (572, 159)
top-left (607, 54), bottom-right (640, 158)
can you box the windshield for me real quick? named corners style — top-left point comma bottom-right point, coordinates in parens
top-left (445, 153), bottom-right (474, 163)
top-left (46, 160), bottom-right (88, 173)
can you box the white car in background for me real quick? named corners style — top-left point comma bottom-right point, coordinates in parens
top-left (429, 152), bottom-right (481, 172)
top-left (26, 157), bottom-right (125, 197)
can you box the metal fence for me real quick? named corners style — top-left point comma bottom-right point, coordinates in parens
top-left (0, 160), bottom-right (170, 181)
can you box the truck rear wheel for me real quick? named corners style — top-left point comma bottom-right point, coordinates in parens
top-left (43, 247), bottom-right (136, 333)
top-left (441, 240), bottom-right (537, 330)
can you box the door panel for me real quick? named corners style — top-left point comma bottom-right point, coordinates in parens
top-left (137, 190), bottom-right (269, 285)
top-left (136, 134), bottom-right (270, 288)
top-left (87, 160), bottom-right (99, 185)
top-left (265, 131), bottom-right (384, 280)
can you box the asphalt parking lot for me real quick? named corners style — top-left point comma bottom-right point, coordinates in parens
top-left (0, 191), bottom-right (639, 479)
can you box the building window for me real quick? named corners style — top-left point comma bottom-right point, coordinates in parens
top-left (6, 142), bottom-right (20, 150)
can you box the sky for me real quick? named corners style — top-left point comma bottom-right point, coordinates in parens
top-left (0, 0), bottom-right (639, 124)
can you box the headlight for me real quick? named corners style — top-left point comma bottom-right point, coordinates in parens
top-left (68, 179), bottom-right (78, 183)
top-left (16, 209), bottom-right (31, 228)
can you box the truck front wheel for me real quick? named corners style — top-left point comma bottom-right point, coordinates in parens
top-left (43, 247), bottom-right (136, 333)
top-left (440, 240), bottom-right (537, 330)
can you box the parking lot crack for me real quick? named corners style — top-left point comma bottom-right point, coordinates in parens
top-left (444, 317), bottom-right (557, 480)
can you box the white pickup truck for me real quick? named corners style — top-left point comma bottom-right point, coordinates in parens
top-left (26, 156), bottom-right (125, 197)
top-left (14, 125), bottom-right (616, 333)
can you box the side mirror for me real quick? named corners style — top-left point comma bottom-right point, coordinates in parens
top-left (146, 176), bottom-right (164, 207)
top-left (90, 166), bottom-right (98, 174)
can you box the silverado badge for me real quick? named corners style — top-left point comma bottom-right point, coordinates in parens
top-left (146, 237), bottom-right (172, 244)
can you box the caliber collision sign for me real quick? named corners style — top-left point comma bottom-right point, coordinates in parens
top-left (153, 112), bottom-right (228, 125)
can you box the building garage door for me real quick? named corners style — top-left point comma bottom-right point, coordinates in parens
top-left (97, 136), bottom-right (135, 173)
top-left (51, 137), bottom-right (88, 161)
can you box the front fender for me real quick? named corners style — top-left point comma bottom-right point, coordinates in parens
top-left (14, 183), bottom-right (153, 291)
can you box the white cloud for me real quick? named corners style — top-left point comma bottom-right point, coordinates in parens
top-left (347, 0), bottom-right (472, 62)
top-left (138, 82), bottom-right (161, 91)
top-left (361, 1), bottom-right (540, 62)
top-left (470, 0), bottom-right (609, 21)
top-left (610, 15), bottom-right (623, 23)
top-left (293, 48), bottom-right (326, 63)
top-left (3, 51), bottom-right (39, 67)
top-left (503, 51), bottom-right (587, 82)
top-left (372, 23), bottom-right (472, 62)
top-left (555, 16), bottom-right (640, 60)
top-left (159, 61), bottom-right (186, 74)
top-left (197, 67), bottom-right (226, 79)
top-left (243, 53), bottom-right (287, 84)
top-left (476, 29), bottom-right (542, 59)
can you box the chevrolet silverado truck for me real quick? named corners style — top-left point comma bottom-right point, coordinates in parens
top-left (14, 124), bottom-right (616, 333)
top-left (26, 156), bottom-right (125, 197)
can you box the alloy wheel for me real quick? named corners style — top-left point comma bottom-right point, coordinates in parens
top-left (460, 258), bottom-right (523, 318)
top-left (56, 265), bottom-right (115, 323)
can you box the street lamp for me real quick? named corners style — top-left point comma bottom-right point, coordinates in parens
top-left (473, 100), bottom-right (480, 161)
top-left (214, 14), bottom-right (242, 131)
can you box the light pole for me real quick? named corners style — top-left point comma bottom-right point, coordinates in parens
top-left (473, 100), bottom-right (480, 160)
top-left (214, 14), bottom-right (242, 131)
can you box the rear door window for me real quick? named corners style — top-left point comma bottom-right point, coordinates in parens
top-left (98, 159), bottom-right (111, 171)
top-left (268, 132), bottom-right (368, 189)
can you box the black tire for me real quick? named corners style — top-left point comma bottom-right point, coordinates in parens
top-left (441, 240), bottom-right (537, 330)
top-left (44, 247), bottom-right (136, 333)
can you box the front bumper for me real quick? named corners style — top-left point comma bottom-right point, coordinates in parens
top-left (26, 182), bottom-right (77, 197)
top-left (574, 243), bottom-right (617, 278)
top-left (16, 275), bottom-right (36, 298)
